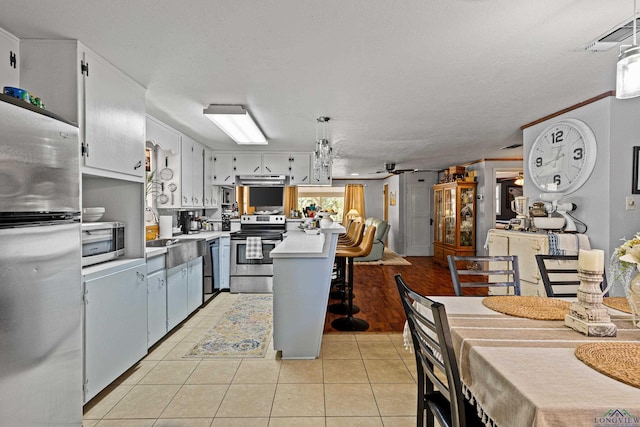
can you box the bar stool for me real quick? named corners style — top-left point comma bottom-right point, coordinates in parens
top-left (329, 222), bottom-right (366, 311)
top-left (331, 226), bottom-right (376, 332)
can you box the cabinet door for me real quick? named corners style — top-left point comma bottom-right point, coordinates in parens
top-left (147, 269), bottom-right (167, 348)
top-left (166, 264), bottom-right (188, 331)
top-left (192, 140), bottom-right (205, 207)
top-left (289, 153), bottom-right (311, 185)
top-left (180, 136), bottom-right (193, 207)
top-left (0, 28), bottom-right (19, 88)
top-left (83, 48), bottom-right (146, 178)
top-left (433, 189), bottom-right (443, 243)
top-left (213, 152), bottom-right (235, 185)
top-left (204, 148), bottom-right (216, 207)
top-left (219, 237), bottom-right (230, 289)
top-left (84, 263), bottom-right (147, 403)
top-left (146, 115), bottom-right (180, 154)
top-left (234, 153), bottom-right (263, 175)
top-left (262, 153), bottom-right (290, 175)
top-left (187, 257), bottom-right (204, 313)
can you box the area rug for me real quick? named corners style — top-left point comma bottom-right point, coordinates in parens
top-left (354, 248), bottom-right (411, 266)
top-left (186, 294), bottom-right (272, 358)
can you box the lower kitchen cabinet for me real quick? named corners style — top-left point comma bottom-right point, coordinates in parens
top-left (83, 260), bottom-right (147, 403)
top-left (147, 268), bottom-right (167, 348)
top-left (167, 257), bottom-right (204, 331)
top-left (219, 236), bottom-right (230, 289)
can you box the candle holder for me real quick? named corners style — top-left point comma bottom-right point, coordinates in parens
top-left (564, 268), bottom-right (617, 337)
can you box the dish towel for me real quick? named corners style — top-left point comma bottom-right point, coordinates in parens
top-left (548, 233), bottom-right (591, 255)
top-left (245, 237), bottom-right (263, 260)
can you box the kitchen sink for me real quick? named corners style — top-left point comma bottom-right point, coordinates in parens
top-left (146, 238), bottom-right (206, 269)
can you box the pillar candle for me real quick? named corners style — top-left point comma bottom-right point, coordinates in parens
top-left (578, 249), bottom-right (605, 272)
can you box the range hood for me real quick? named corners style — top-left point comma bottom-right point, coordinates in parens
top-left (236, 175), bottom-right (288, 186)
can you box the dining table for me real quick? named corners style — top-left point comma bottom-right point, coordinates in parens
top-left (407, 296), bottom-right (640, 427)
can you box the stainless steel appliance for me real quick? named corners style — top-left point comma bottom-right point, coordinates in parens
top-left (229, 214), bottom-right (286, 293)
top-left (81, 221), bottom-right (126, 266)
top-left (204, 238), bottom-right (219, 294)
top-left (0, 94), bottom-right (82, 425)
top-left (179, 210), bottom-right (200, 234)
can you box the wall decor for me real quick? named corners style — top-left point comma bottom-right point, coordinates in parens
top-left (390, 191), bottom-right (396, 206)
top-left (633, 147), bottom-right (640, 194)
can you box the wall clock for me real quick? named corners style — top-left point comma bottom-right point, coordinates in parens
top-left (528, 118), bottom-right (597, 194)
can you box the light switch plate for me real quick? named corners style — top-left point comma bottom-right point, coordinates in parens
top-left (626, 196), bottom-right (636, 211)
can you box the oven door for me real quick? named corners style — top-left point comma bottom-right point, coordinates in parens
top-left (230, 239), bottom-right (280, 276)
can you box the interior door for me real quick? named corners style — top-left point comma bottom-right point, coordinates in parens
top-left (406, 183), bottom-right (432, 256)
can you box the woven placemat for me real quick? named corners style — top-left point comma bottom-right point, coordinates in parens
top-left (603, 297), bottom-right (632, 314)
top-left (575, 342), bottom-right (640, 389)
top-left (482, 296), bottom-right (571, 320)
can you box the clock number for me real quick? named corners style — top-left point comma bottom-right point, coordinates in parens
top-left (536, 157), bottom-right (542, 167)
top-left (553, 175), bottom-right (561, 186)
top-left (552, 130), bottom-right (564, 144)
top-left (573, 147), bottom-right (583, 160)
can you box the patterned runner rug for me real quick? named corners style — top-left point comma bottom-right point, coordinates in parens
top-left (186, 294), bottom-right (272, 358)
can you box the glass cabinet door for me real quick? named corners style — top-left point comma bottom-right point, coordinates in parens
top-left (434, 189), bottom-right (443, 242)
top-left (459, 186), bottom-right (474, 247)
top-left (444, 187), bottom-right (456, 246)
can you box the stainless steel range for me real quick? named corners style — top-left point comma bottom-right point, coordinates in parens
top-left (229, 214), bottom-right (286, 293)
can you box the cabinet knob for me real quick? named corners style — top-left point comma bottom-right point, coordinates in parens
top-left (265, 166), bottom-right (272, 173)
top-left (253, 166), bottom-right (260, 173)
top-left (134, 160), bottom-right (142, 170)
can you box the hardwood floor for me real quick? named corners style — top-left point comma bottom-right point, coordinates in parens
top-left (323, 256), bottom-right (485, 333)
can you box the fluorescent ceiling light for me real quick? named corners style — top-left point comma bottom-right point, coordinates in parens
top-left (203, 105), bottom-right (267, 144)
top-left (350, 173), bottom-right (360, 176)
top-left (617, 0), bottom-right (640, 99)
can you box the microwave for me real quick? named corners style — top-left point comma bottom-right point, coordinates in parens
top-left (81, 221), bottom-right (125, 267)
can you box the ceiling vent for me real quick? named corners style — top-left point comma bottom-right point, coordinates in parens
top-left (585, 17), bottom-right (640, 52)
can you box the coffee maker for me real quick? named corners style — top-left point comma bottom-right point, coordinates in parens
top-left (179, 211), bottom-right (200, 234)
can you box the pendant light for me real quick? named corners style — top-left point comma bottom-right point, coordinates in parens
top-left (617, 0), bottom-right (640, 99)
top-left (313, 117), bottom-right (333, 180)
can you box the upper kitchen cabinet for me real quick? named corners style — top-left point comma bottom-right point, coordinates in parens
top-left (0, 27), bottom-right (19, 88)
top-left (181, 135), bottom-right (205, 208)
top-left (20, 40), bottom-right (146, 182)
top-left (213, 152), bottom-right (235, 185)
top-left (203, 148), bottom-right (217, 207)
top-left (233, 152), bottom-right (263, 175)
top-left (262, 153), bottom-right (291, 175)
top-left (289, 153), bottom-right (311, 185)
top-left (146, 115), bottom-right (180, 154)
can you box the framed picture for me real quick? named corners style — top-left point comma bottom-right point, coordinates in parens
top-left (390, 191), bottom-right (396, 206)
top-left (633, 147), bottom-right (640, 194)
top-left (145, 148), bottom-right (152, 172)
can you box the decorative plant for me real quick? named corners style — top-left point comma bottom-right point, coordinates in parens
top-left (609, 232), bottom-right (640, 291)
top-left (145, 170), bottom-right (161, 197)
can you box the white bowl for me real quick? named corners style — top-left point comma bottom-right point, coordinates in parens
top-left (304, 228), bottom-right (320, 235)
top-left (83, 213), bottom-right (104, 222)
top-left (533, 216), bottom-right (565, 230)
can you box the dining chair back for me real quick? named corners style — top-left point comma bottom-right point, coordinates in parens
top-left (535, 254), bottom-right (609, 297)
top-left (447, 255), bottom-right (521, 296)
top-left (395, 274), bottom-right (482, 427)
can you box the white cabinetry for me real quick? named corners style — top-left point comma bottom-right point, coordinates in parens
top-left (487, 229), bottom-right (549, 296)
top-left (263, 153), bottom-right (291, 175)
top-left (187, 257), bottom-right (204, 313)
top-left (21, 40), bottom-right (146, 181)
top-left (234, 152), bottom-right (263, 175)
top-left (147, 255), bottom-right (167, 348)
top-left (167, 257), bottom-right (204, 331)
top-left (219, 237), bottom-right (230, 289)
top-left (83, 261), bottom-right (147, 403)
top-left (204, 148), bottom-right (217, 207)
top-left (0, 27), bottom-right (19, 88)
top-left (181, 135), bottom-right (204, 207)
top-left (146, 115), bottom-right (180, 154)
top-left (289, 153), bottom-right (311, 185)
top-left (213, 152), bottom-right (235, 185)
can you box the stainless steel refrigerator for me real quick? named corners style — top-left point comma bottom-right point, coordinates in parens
top-left (0, 94), bottom-right (82, 426)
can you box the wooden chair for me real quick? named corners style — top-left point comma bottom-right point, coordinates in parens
top-left (535, 254), bottom-right (609, 297)
top-left (447, 255), bottom-right (521, 296)
top-left (395, 274), bottom-right (483, 427)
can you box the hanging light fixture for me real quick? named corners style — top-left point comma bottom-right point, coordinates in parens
top-left (617, 0), bottom-right (640, 99)
top-left (313, 117), bottom-right (333, 180)
top-left (514, 172), bottom-right (524, 186)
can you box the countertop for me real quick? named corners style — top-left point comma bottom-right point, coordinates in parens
top-left (271, 223), bottom-right (345, 258)
top-left (145, 231), bottom-right (231, 258)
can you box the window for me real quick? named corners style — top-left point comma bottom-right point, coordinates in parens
top-left (298, 186), bottom-right (344, 222)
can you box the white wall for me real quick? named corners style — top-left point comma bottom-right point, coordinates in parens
top-left (523, 95), bottom-right (640, 296)
top-left (384, 175), bottom-right (403, 254)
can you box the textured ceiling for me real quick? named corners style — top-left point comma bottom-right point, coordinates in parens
top-left (0, 1), bottom-right (631, 178)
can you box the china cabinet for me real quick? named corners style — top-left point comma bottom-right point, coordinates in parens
top-left (433, 181), bottom-right (477, 266)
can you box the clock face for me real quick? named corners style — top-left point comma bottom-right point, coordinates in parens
top-left (528, 118), bottom-right (597, 194)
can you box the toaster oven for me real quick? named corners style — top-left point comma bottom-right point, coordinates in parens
top-left (81, 221), bottom-right (125, 267)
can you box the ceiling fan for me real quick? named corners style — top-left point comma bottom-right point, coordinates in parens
top-left (373, 162), bottom-right (438, 175)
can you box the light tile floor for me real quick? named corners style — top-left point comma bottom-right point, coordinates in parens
top-left (83, 293), bottom-right (419, 427)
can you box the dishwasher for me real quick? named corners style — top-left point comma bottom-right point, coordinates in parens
top-left (203, 239), bottom-right (219, 294)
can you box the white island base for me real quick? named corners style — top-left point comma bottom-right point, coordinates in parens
top-left (270, 223), bottom-right (345, 359)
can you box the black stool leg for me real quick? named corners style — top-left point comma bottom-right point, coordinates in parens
top-left (331, 256), bottom-right (369, 331)
top-left (328, 256), bottom-right (360, 314)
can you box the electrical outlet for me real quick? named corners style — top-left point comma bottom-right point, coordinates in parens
top-left (626, 196), bottom-right (636, 211)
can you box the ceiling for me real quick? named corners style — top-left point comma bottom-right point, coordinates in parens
top-left (0, 1), bottom-right (632, 178)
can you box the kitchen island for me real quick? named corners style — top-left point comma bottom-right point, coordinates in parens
top-left (270, 223), bottom-right (345, 359)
